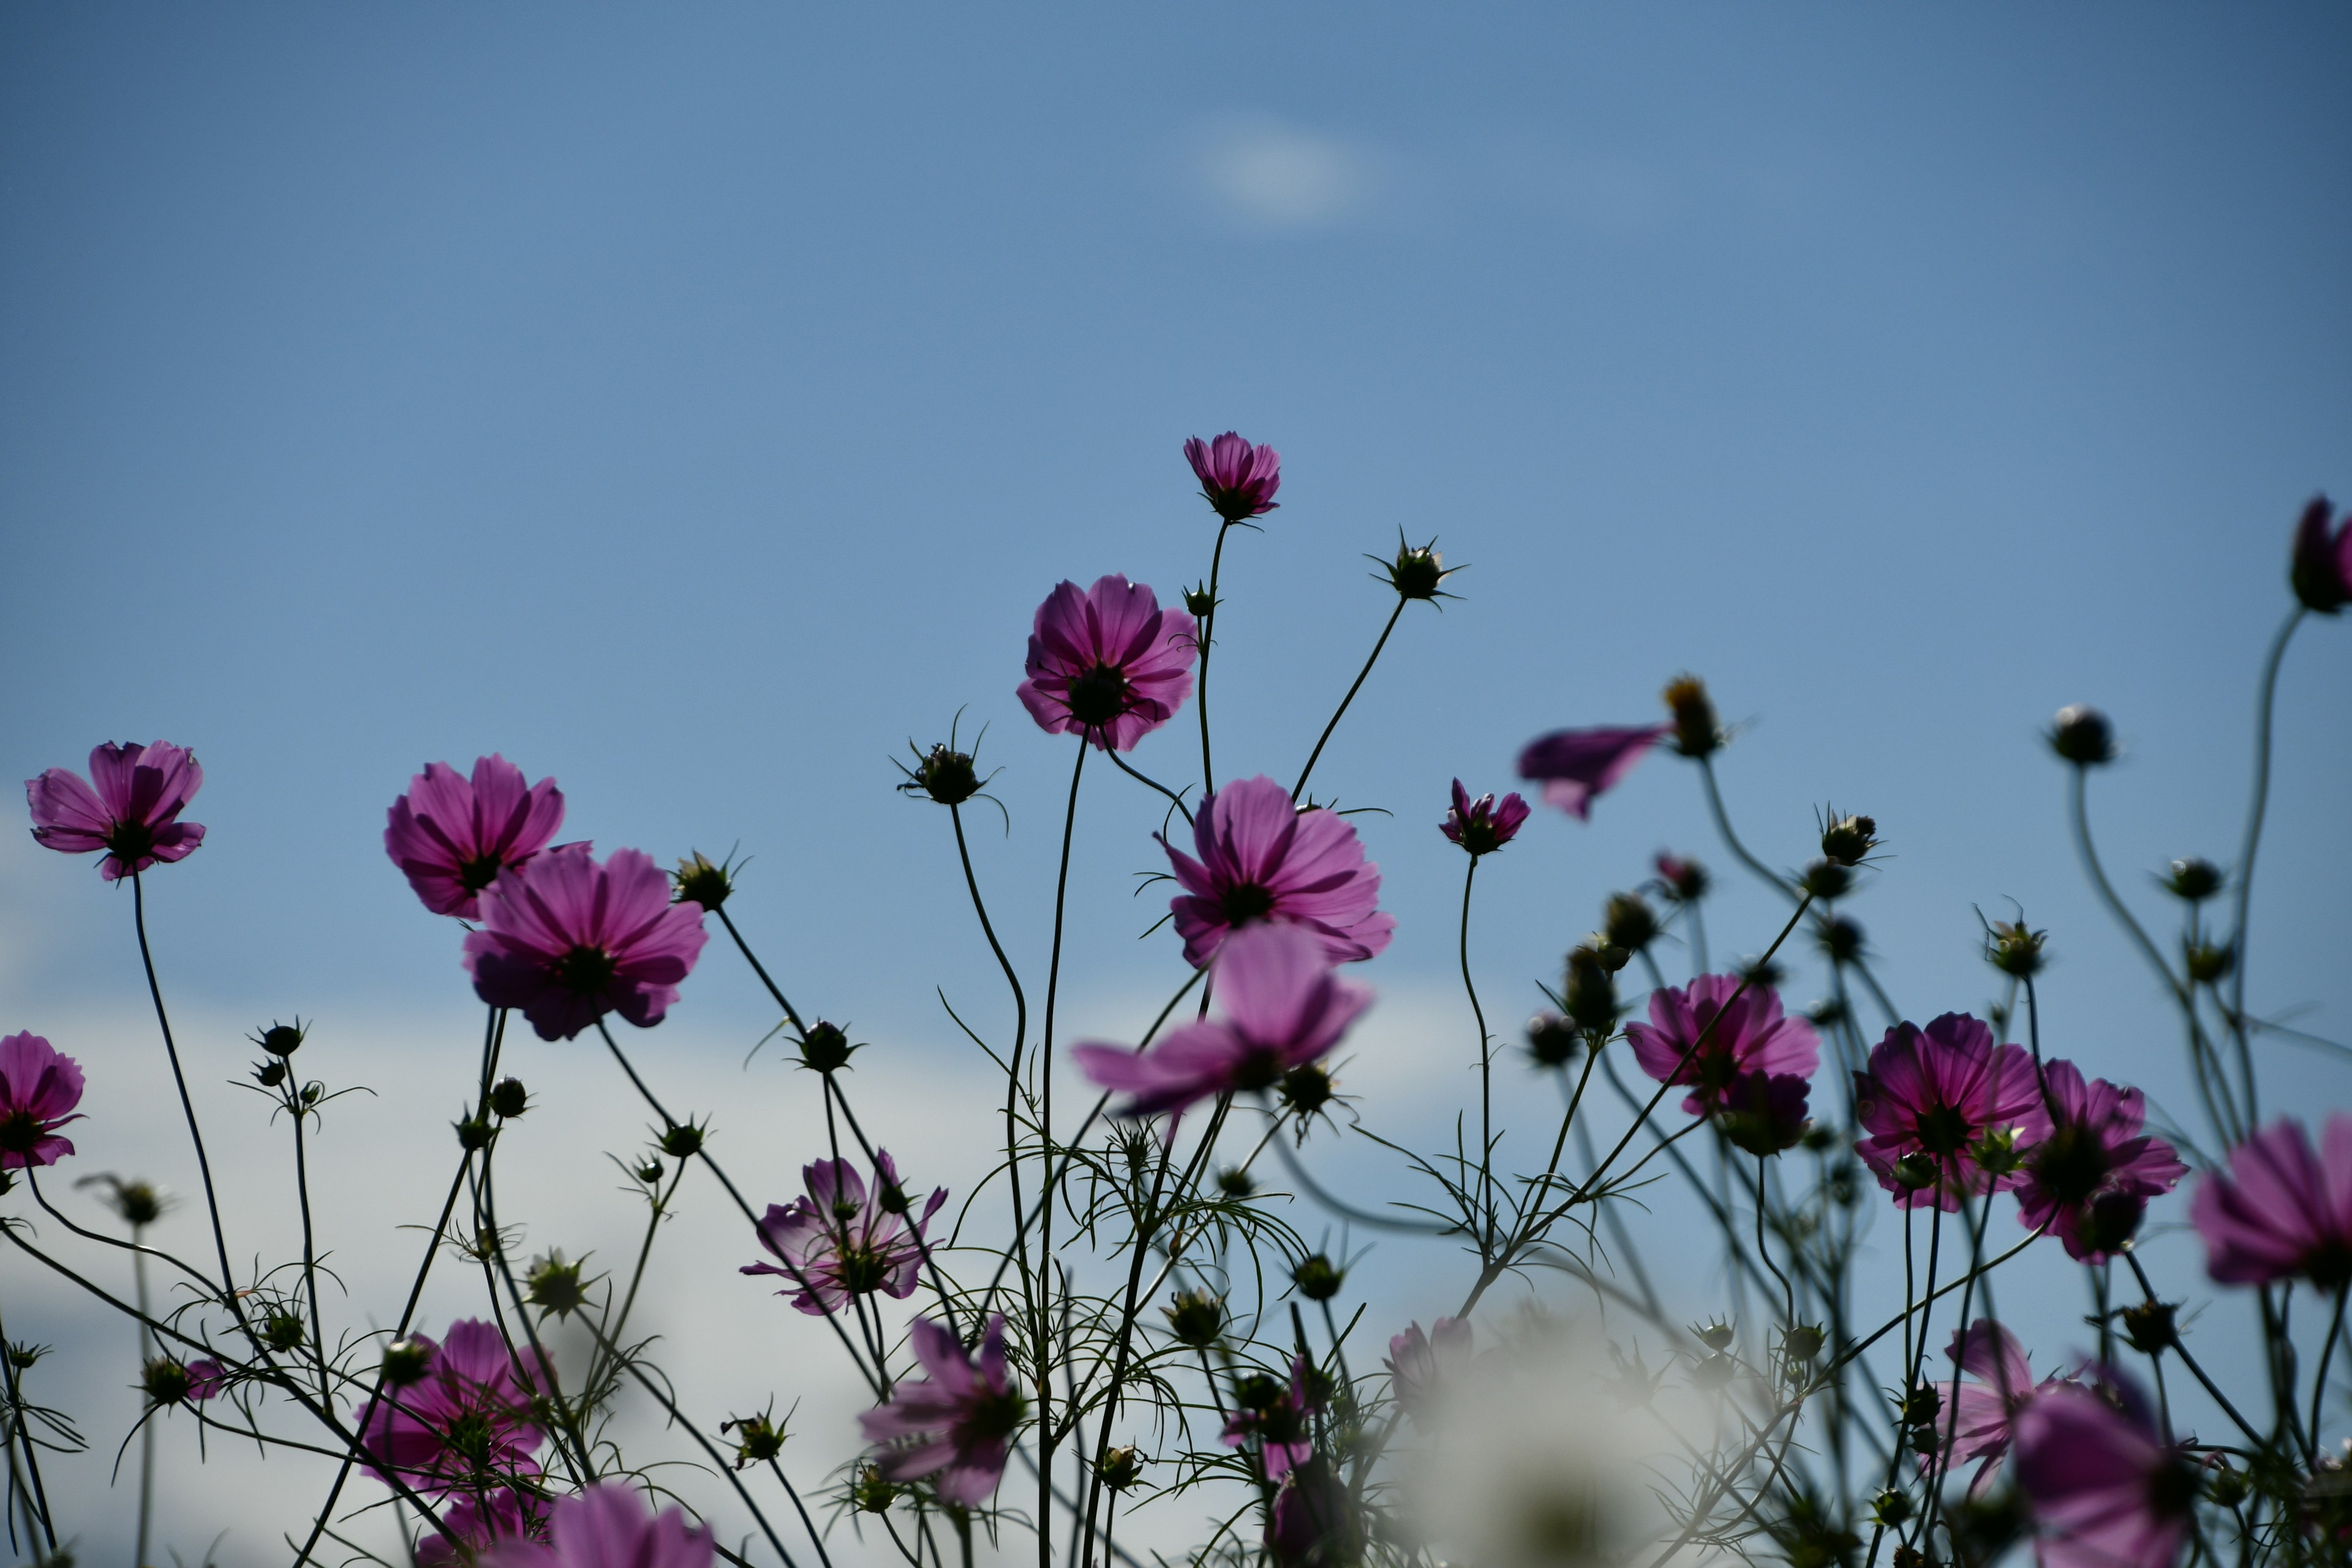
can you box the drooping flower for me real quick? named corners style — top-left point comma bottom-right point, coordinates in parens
top-left (1439, 780), bottom-right (1529, 858)
top-left (2291, 494), bottom-right (2352, 614)
top-left (420, 1488), bottom-right (539, 1568)
top-left (1624, 974), bottom-right (1819, 1118)
top-left (1515, 726), bottom-right (1668, 821)
top-left (742, 1150), bottom-right (948, 1316)
top-left (464, 848), bottom-right (709, 1041)
top-left (1853, 1014), bottom-right (2053, 1212)
top-left (859, 1316), bottom-right (1023, 1506)
top-left (2014, 1371), bottom-right (2196, 1568)
top-left (1386, 1317), bottom-right (1470, 1426)
top-left (360, 1319), bottom-right (548, 1500)
top-left (2014, 1061), bottom-right (2187, 1262)
top-left (1924, 1321), bottom-right (2062, 1495)
top-left (1715, 1071), bottom-right (1812, 1157)
top-left (1075, 921), bottom-right (1373, 1121)
top-left (1223, 1358), bottom-right (1324, 1479)
top-left (1268, 1458), bottom-right (1362, 1568)
top-left (488, 1483), bottom-right (710, 1568)
top-left (0, 1033), bottom-right (85, 1170)
top-left (2192, 1114), bottom-right (2352, 1289)
top-left (1185, 431), bottom-right (1282, 522)
top-left (385, 756), bottom-right (568, 919)
top-left (186, 1358), bottom-right (227, 1403)
top-left (1162, 775), bottom-right (1393, 968)
top-left (1016, 575), bottom-right (1199, 752)
top-left (1653, 852), bottom-right (1709, 902)
top-left (26, 742), bottom-right (206, 880)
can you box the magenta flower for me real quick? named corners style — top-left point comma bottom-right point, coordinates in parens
top-left (1653, 851), bottom-right (1709, 902)
top-left (26, 742), bottom-right (206, 880)
top-left (1624, 974), bottom-right (1820, 1117)
top-left (1222, 1358), bottom-right (1322, 1479)
top-left (1923, 1321), bottom-right (2061, 1494)
top-left (2192, 1114), bottom-right (2352, 1289)
top-left (2015, 1060), bottom-right (2187, 1262)
top-left (463, 847), bottom-right (709, 1041)
top-left (1267, 1460), bottom-right (1361, 1568)
top-left (186, 1358), bottom-right (226, 1403)
top-left (1075, 921), bottom-right (1373, 1122)
top-left (2015, 1372), bottom-right (2195, 1568)
top-left (1515, 725), bottom-right (1669, 820)
top-left (360, 1320), bottom-right (548, 1501)
top-left (1016, 575), bottom-right (1198, 753)
top-left (1385, 1316), bottom-right (1469, 1425)
top-left (859, 1316), bottom-right (1024, 1506)
top-left (385, 756), bottom-right (567, 919)
top-left (488, 1483), bottom-right (712, 1568)
top-left (0, 1032), bottom-right (85, 1170)
top-left (1185, 431), bottom-right (1282, 522)
top-left (421, 1490), bottom-right (538, 1568)
top-left (1716, 1071), bottom-right (1812, 1157)
top-left (1853, 1014), bottom-right (2053, 1212)
top-left (743, 1150), bottom-right (948, 1315)
top-left (1162, 775), bottom-right (1394, 968)
top-left (1439, 780), bottom-right (1530, 858)
top-left (2291, 494), bottom-right (2352, 614)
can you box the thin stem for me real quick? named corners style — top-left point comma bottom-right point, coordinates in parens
top-left (1035, 734), bottom-right (1091, 1566)
top-left (2226, 606), bottom-right (2304, 1126)
top-left (1696, 757), bottom-right (1800, 905)
top-left (1197, 518), bottom-right (1237, 794)
top-left (718, 905), bottom-right (809, 1036)
top-left (1458, 855), bottom-right (1496, 1246)
top-left (1292, 598), bottom-right (1408, 804)
top-left (2311, 1284), bottom-right (2348, 1456)
top-left (137, 1234), bottom-right (155, 1568)
top-left (293, 1091), bottom-right (330, 1401)
top-left (130, 873), bottom-right (239, 1309)
top-left (1104, 747), bottom-right (1193, 826)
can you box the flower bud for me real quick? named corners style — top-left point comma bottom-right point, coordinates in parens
top-left (672, 851), bottom-right (733, 910)
top-left (1602, 892), bottom-right (1659, 954)
top-left (1663, 675), bottom-right (1719, 758)
top-left (852, 1463), bottom-right (900, 1513)
top-left (1563, 946), bottom-right (1619, 1033)
top-left (1781, 1324), bottom-right (1825, 1362)
top-left (897, 744), bottom-right (982, 807)
top-left (659, 1121), bottom-right (706, 1159)
top-left (253, 1020), bottom-right (306, 1058)
top-left (1871, 1490), bottom-right (1913, 1528)
top-left (1525, 1011), bottom-right (1583, 1069)
top-left (6, 1344), bottom-right (43, 1371)
top-left (1806, 998), bottom-right (1847, 1030)
top-left (1182, 584), bottom-right (1216, 619)
top-left (1163, 1289), bottom-right (1224, 1349)
top-left (1217, 1167), bottom-right (1257, 1199)
top-left (264, 1312), bottom-right (306, 1352)
top-left (1800, 859), bottom-right (1852, 902)
top-left (1741, 955), bottom-right (1787, 991)
top-left (2184, 941), bottom-right (2234, 985)
top-left (1985, 919), bottom-right (2046, 978)
top-left (635, 1158), bottom-right (663, 1185)
top-left (724, 1412), bottom-right (786, 1469)
top-left (2290, 494), bottom-right (2352, 614)
top-left (1291, 1254), bottom-right (1344, 1302)
top-left (141, 1357), bottom-right (192, 1406)
top-left (2205, 1464), bottom-right (2249, 1508)
top-left (2119, 1300), bottom-right (2177, 1355)
top-left (1909, 1425), bottom-right (1939, 1456)
top-left (796, 1022), bottom-right (857, 1075)
top-left (104, 1180), bottom-right (167, 1228)
top-left (1819, 813), bottom-right (1878, 867)
top-left (1813, 916), bottom-right (1863, 965)
top-left (526, 1251), bottom-right (589, 1319)
top-left (1280, 1063), bottom-right (1335, 1117)
top-left (489, 1077), bottom-right (530, 1119)
top-left (2162, 857), bottom-right (2223, 902)
top-left (2075, 1191), bottom-right (2146, 1257)
top-left (1892, 1153), bottom-right (1939, 1192)
top-left (1693, 1321), bottom-right (1735, 1352)
top-left (1654, 852), bottom-right (1709, 903)
top-left (1096, 1446), bottom-right (1142, 1492)
top-left (1801, 1123), bottom-right (1839, 1153)
top-left (1378, 535), bottom-right (1457, 601)
top-left (382, 1338), bottom-right (432, 1388)
top-left (1898, 1384), bottom-right (1941, 1427)
top-left (1891, 1545), bottom-right (1927, 1568)
top-left (2048, 704), bottom-right (2116, 767)
top-left (454, 1117), bottom-right (492, 1152)
top-left (1972, 1126), bottom-right (2025, 1179)
top-left (254, 1059), bottom-right (288, 1088)
top-left (1690, 1352), bottom-right (1735, 1389)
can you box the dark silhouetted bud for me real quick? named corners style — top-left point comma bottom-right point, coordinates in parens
top-left (1801, 1124), bottom-right (1840, 1153)
top-left (1182, 583), bottom-right (1217, 619)
top-left (1603, 892), bottom-right (1659, 953)
top-left (1218, 1167), bottom-right (1257, 1199)
top-left (1292, 1254), bottom-right (1344, 1302)
top-left (1893, 1153), bottom-right (1939, 1193)
top-left (1663, 675), bottom-right (1719, 758)
top-left (2049, 705), bottom-right (2116, 767)
top-left (659, 1121), bottom-right (706, 1159)
top-left (1654, 852), bottom-right (1709, 902)
top-left (1827, 1163), bottom-right (1860, 1206)
top-left (724, 1411), bottom-right (786, 1469)
top-left (92, 1178), bottom-right (167, 1228)
top-left (1782, 1324), bottom-right (1825, 1362)
top-left (264, 1313), bottom-right (306, 1352)
top-left (673, 852), bottom-right (734, 910)
top-left (527, 1251), bottom-right (589, 1319)
top-left (2075, 1191), bottom-right (2147, 1257)
top-left (1693, 1321), bottom-right (1735, 1352)
top-left (1819, 813), bottom-right (1879, 867)
top-left (1096, 1446), bottom-right (1142, 1492)
top-left (141, 1357), bottom-right (192, 1406)
top-left (2206, 1464), bottom-right (2248, 1508)
top-left (2290, 494), bottom-right (2352, 614)
top-left (1985, 920), bottom-right (2046, 978)
top-left (254, 1020), bottom-right (306, 1058)
top-left (2162, 857), bottom-right (2223, 902)
top-left (635, 1158), bottom-right (664, 1185)
top-left (796, 1022), bottom-right (857, 1075)
top-left (1806, 997), bottom-right (1847, 1030)
top-left (1814, 916), bottom-right (1863, 963)
top-left (852, 1463), bottom-right (900, 1513)
top-left (301, 1082), bottom-right (322, 1107)
top-left (1163, 1289), bottom-right (1225, 1348)
top-left (1741, 955), bottom-right (1787, 991)
top-left (1526, 1011), bottom-right (1583, 1069)
top-left (6, 1343), bottom-right (44, 1371)
top-left (2119, 1300), bottom-right (2177, 1355)
top-left (1691, 1352), bottom-right (1735, 1389)
top-left (489, 1077), bottom-right (530, 1119)
top-left (1378, 535), bottom-right (1459, 601)
top-left (1564, 946), bottom-right (1619, 1033)
top-left (1280, 1063), bottom-right (1335, 1117)
top-left (2184, 941), bottom-right (2234, 985)
top-left (382, 1338), bottom-right (432, 1388)
top-left (1890, 1545), bottom-right (1927, 1568)
top-left (454, 1117), bottom-right (492, 1152)
top-left (1871, 1490), bottom-right (1914, 1528)
top-left (897, 744), bottom-right (982, 807)
top-left (1898, 1384), bottom-right (1942, 1427)
top-left (254, 1060), bottom-right (288, 1088)
top-left (1801, 859), bottom-right (1853, 902)
top-left (1909, 1426), bottom-right (1939, 1457)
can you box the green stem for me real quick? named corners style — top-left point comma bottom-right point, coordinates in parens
top-left (1292, 598), bottom-right (1408, 804)
top-left (2226, 606), bottom-right (2304, 1126)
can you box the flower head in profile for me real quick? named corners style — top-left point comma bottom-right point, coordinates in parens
top-left (1185, 431), bottom-right (1282, 522)
top-left (1925, 1321), bottom-right (2064, 1495)
top-left (1440, 780), bottom-right (1529, 858)
top-left (1715, 1071), bottom-right (1812, 1157)
top-left (1653, 852), bottom-right (1709, 903)
top-left (488, 1483), bottom-right (710, 1568)
top-left (0, 1033), bottom-right (85, 1170)
top-left (859, 1316), bottom-right (1023, 1506)
top-left (26, 742), bottom-right (206, 880)
top-left (2014, 1370), bottom-right (2196, 1568)
top-left (1017, 575), bottom-right (1199, 752)
top-left (2015, 1060), bottom-right (2186, 1262)
top-left (743, 1150), bottom-right (948, 1315)
top-left (1268, 1458), bottom-right (1362, 1568)
top-left (359, 1319), bottom-right (548, 1500)
top-left (1515, 726), bottom-right (1668, 821)
top-left (1624, 974), bottom-right (1819, 1118)
top-left (1386, 1317), bottom-right (1470, 1427)
top-left (1076, 922), bottom-right (1373, 1122)
top-left (385, 756), bottom-right (567, 919)
top-left (1222, 1357), bottom-right (1324, 1479)
top-left (2291, 494), bottom-right (2352, 614)
top-left (420, 1488), bottom-right (540, 1568)
top-left (463, 847), bottom-right (709, 1041)
top-left (1163, 775), bottom-right (1393, 968)
top-left (186, 1357), bottom-right (227, 1403)
top-left (1853, 1014), bottom-right (2052, 1211)
top-left (2192, 1114), bottom-right (2352, 1289)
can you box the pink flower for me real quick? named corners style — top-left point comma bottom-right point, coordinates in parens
top-left (1267, 1460), bottom-right (1360, 1568)
top-left (385, 756), bottom-right (567, 919)
top-left (1439, 780), bottom-right (1529, 858)
top-left (2015, 1061), bottom-right (2187, 1262)
top-left (421, 1489), bottom-right (538, 1568)
top-left (1075, 922), bottom-right (1373, 1122)
top-left (1653, 851), bottom-right (1709, 902)
top-left (1514, 725), bottom-right (1669, 820)
top-left (859, 1316), bottom-right (1024, 1506)
top-left (464, 848), bottom-right (709, 1041)
top-left (743, 1150), bottom-right (948, 1315)
top-left (1385, 1317), bottom-right (1469, 1425)
top-left (1624, 974), bottom-right (1819, 1118)
top-left (26, 742), bottom-right (206, 880)
top-left (2015, 1373), bottom-right (2195, 1568)
top-left (1162, 775), bottom-right (1394, 968)
top-left (489, 1483), bottom-right (710, 1568)
top-left (1222, 1358), bottom-right (1322, 1479)
top-left (1923, 1321), bottom-right (2062, 1494)
top-left (0, 1032), bottom-right (85, 1170)
top-left (1853, 1014), bottom-right (2052, 1212)
top-left (360, 1320), bottom-right (548, 1501)
top-left (1716, 1071), bottom-right (1812, 1157)
top-left (186, 1358), bottom-right (226, 1403)
top-left (1016, 575), bottom-right (1198, 753)
top-left (1185, 431), bottom-right (1282, 522)
top-left (2291, 494), bottom-right (2352, 614)
top-left (2192, 1115), bottom-right (2352, 1289)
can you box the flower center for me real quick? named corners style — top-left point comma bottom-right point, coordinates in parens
top-left (2146, 1454), bottom-right (2198, 1519)
top-left (104, 820), bottom-right (157, 867)
top-left (0, 1109), bottom-right (42, 1153)
top-left (1231, 1047), bottom-right (1286, 1093)
top-left (553, 944), bottom-right (617, 996)
top-left (442, 1411), bottom-right (495, 1467)
top-left (835, 1245), bottom-right (893, 1295)
top-left (459, 853), bottom-right (507, 893)
top-left (2028, 1120), bottom-right (2112, 1205)
top-left (958, 1388), bottom-right (1027, 1444)
top-left (1064, 663), bottom-right (1133, 726)
top-left (1913, 1102), bottom-right (1974, 1156)
top-left (1221, 882), bottom-right (1277, 926)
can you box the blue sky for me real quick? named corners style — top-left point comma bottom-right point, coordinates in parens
top-left (3, 2), bottom-right (2349, 1561)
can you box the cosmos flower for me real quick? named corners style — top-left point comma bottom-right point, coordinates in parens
top-left (1185, 431), bottom-right (1283, 522)
top-left (2014, 1060), bottom-right (2186, 1262)
top-left (1924, 1321), bottom-right (2062, 1496)
top-left (2014, 1371), bottom-right (2195, 1568)
top-left (859, 1316), bottom-right (1023, 1506)
top-left (1514, 725), bottom-right (1669, 821)
top-left (489, 1483), bottom-right (710, 1568)
top-left (1623, 974), bottom-right (1819, 1118)
top-left (2291, 494), bottom-right (2352, 614)
top-left (1440, 780), bottom-right (1530, 858)
top-left (2192, 1114), bottom-right (2352, 1289)
top-left (420, 1490), bottom-right (537, 1568)
top-left (464, 847), bottom-right (709, 1041)
top-left (186, 1358), bottom-right (227, 1403)
top-left (385, 756), bottom-right (568, 919)
top-left (1852, 1013), bottom-right (2052, 1212)
top-left (1268, 1459), bottom-right (1361, 1568)
top-left (1653, 852), bottom-right (1709, 902)
top-left (1075, 921), bottom-right (1373, 1122)
top-left (1223, 1358), bottom-right (1323, 1480)
top-left (26, 741), bottom-right (206, 880)
top-left (1715, 1071), bottom-right (1812, 1157)
top-left (1163, 775), bottom-right (1393, 968)
top-left (0, 1032), bottom-right (85, 1170)
top-left (742, 1150), bottom-right (948, 1315)
top-left (360, 1320), bottom-right (548, 1501)
top-left (1386, 1317), bottom-right (1471, 1427)
top-left (1016, 575), bottom-right (1198, 752)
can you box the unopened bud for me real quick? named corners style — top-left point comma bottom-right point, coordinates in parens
top-left (1694, 1321), bottom-right (1735, 1352)
top-left (1291, 1254), bottom-right (1344, 1302)
top-left (1872, 1490), bottom-right (1914, 1527)
top-left (796, 1022), bottom-right (857, 1075)
top-left (2184, 941), bottom-right (2234, 985)
top-left (1096, 1446), bottom-right (1143, 1492)
top-left (1819, 813), bottom-right (1879, 867)
top-left (489, 1077), bottom-right (529, 1119)
top-left (254, 1060), bottom-right (288, 1088)
top-left (1564, 946), bottom-right (1619, 1033)
top-left (1898, 1384), bottom-right (1942, 1427)
top-left (1986, 920), bottom-right (2046, 978)
top-left (673, 852), bottom-right (733, 910)
top-left (454, 1117), bottom-right (492, 1152)
top-left (526, 1251), bottom-right (589, 1319)
top-left (1379, 536), bottom-right (1457, 601)
top-left (897, 744), bottom-right (982, 807)
top-left (254, 1020), bottom-right (307, 1058)
top-left (1800, 859), bottom-right (1853, 902)
top-left (140, 1357), bottom-right (192, 1406)
top-left (1182, 584), bottom-right (1216, 619)
top-left (1814, 916), bottom-right (1864, 963)
top-left (382, 1338), bottom-right (432, 1388)
top-left (264, 1313), bottom-right (306, 1352)
top-left (1602, 892), bottom-right (1659, 953)
top-left (2119, 1300), bottom-right (2177, 1355)
top-left (1280, 1063), bottom-right (1335, 1117)
top-left (1663, 675), bottom-right (1719, 758)
top-left (2049, 705), bottom-right (2116, 767)
top-left (1525, 1011), bottom-right (1583, 1069)
top-left (1782, 1324), bottom-right (1825, 1362)
top-left (2163, 857), bottom-right (2223, 902)
top-left (659, 1122), bottom-right (706, 1159)
top-left (1217, 1167), bottom-right (1257, 1199)
top-left (1163, 1289), bottom-right (1224, 1349)
top-left (724, 1412), bottom-right (786, 1469)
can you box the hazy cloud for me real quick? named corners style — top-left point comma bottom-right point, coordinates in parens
top-left (1191, 113), bottom-right (1376, 230)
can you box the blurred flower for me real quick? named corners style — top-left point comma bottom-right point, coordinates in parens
top-left (1268, 1459), bottom-right (1362, 1568)
top-left (1185, 431), bottom-right (1282, 522)
top-left (743, 1150), bottom-right (947, 1314)
top-left (1222, 1357), bottom-right (1322, 1479)
top-left (1623, 974), bottom-right (1819, 1118)
top-left (2014, 1371), bottom-right (2195, 1568)
top-left (0, 1033), bottom-right (85, 1170)
top-left (859, 1316), bottom-right (1023, 1506)
top-left (1715, 1071), bottom-right (1812, 1156)
top-left (2291, 494), bottom-right (2352, 614)
top-left (1924, 1321), bottom-right (2062, 1495)
top-left (1163, 775), bottom-right (1393, 967)
top-left (489, 1482), bottom-right (709, 1568)
top-left (1653, 851), bottom-right (1709, 902)
top-left (420, 1488), bottom-right (538, 1568)
top-left (358, 1319), bottom-right (548, 1500)
top-left (2015, 1061), bottom-right (2185, 1262)
top-left (1385, 1316), bottom-right (1469, 1426)
top-left (2192, 1114), bottom-right (2352, 1289)
top-left (1662, 675), bottom-right (1719, 758)
top-left (464, 847), bottom-right (709, 1041)
top-left (1016, 575), bottom-right (1197, 752)
top-left (26, 741), bottom-right (206, 880)
top-left (1077, 922), bottom-right (1372, 1122)
top-left (384, 755), bottom-right (567, 919)
top-left (186, 1357), bottom-right (226, 1402)
top-left (2048, 705), bottom-right (2116, 767)
top-left (1515, 726), bottom-right (1668, 821)
top-left (1853, 1014), bottom-right (2052, 1212)
top-left (1440, 780), bottom-right (1529, 858)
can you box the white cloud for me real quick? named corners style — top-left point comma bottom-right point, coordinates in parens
top-left (1191, 113), bottom-right (1375, 231)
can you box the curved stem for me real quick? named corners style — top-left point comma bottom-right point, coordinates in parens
top-left (718, 906), bottom-right (808, 1036)
top-left (1292, 598), bottom-right (1408, 804)
top-left (1197, 519), bottom-right (1237, 794)
top-left (1458, 856), bottom-right (1496, 1245)
top-left (2226, 606), bottom-right (2304, 1125)
top-left (1695, 757), bottom-right (1800, 905)
top-left (1103, 747), bottom-right (1193, 826)
top-left (130, 873), bottom-right (239, 1306)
